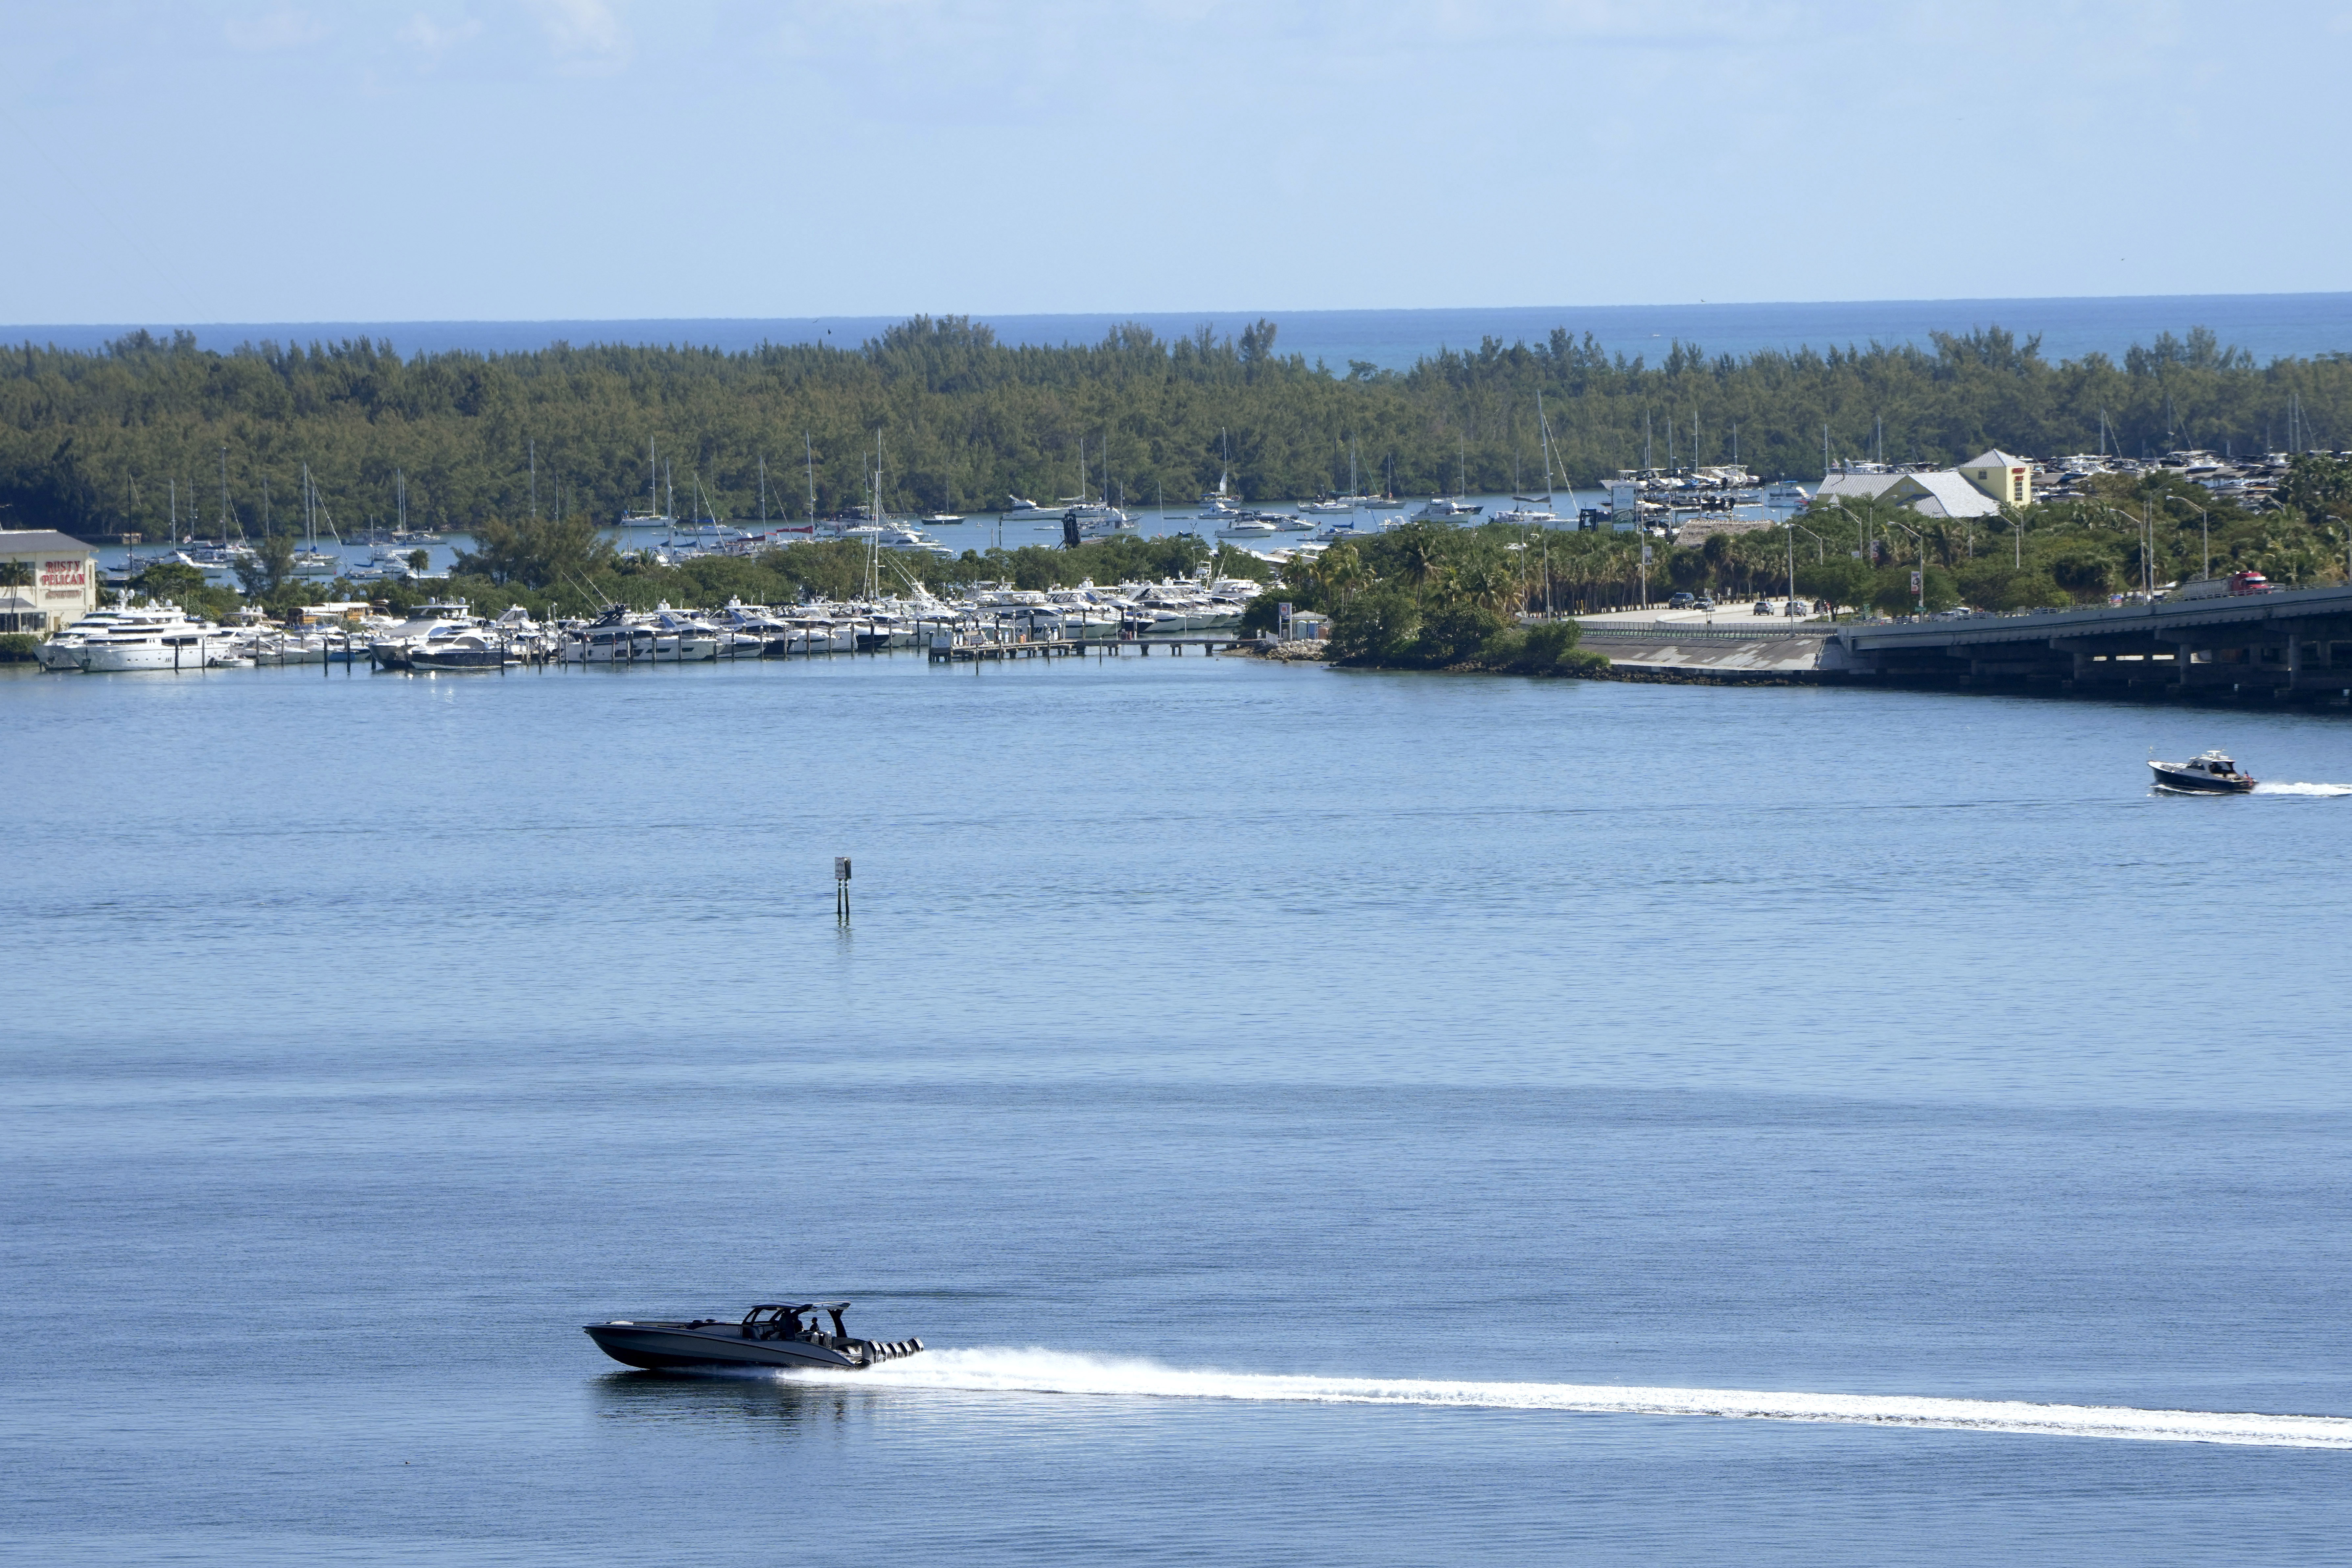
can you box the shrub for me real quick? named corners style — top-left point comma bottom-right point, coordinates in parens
top-left (1329, 584), bottom-right (1421, 664)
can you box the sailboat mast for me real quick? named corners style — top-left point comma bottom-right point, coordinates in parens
top-left (805, 434), bottom-right (816, 520)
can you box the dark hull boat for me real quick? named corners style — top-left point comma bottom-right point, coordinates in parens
top-left (584, 1302), bottom-right (923, 1372)
top-left (2151, 750), bottom-right (2256, 793)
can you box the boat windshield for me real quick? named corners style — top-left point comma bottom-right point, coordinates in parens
top-left (740, 1302), bottom-right (854, 1341)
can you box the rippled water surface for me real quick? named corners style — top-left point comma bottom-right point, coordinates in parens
top-left (5, 656), bottom-right (2351, 1564)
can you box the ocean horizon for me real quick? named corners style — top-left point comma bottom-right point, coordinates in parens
top-left (9, 292), bottom-right (2352, 375)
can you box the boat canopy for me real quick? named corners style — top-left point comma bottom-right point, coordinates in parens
top-left (745, 1302), bottom-right (851, 1315)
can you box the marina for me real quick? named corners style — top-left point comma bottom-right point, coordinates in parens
top-left (12, 510), bottom-right (2352, 1568)
top-left (30, 573), bottom-right (1272, 676)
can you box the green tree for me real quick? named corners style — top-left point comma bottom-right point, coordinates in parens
top-left (1453, 554), bottom-right (1523, 616)
top-left (232, 533), bottom-right (295, 598)
top-left (454, 515), bottom-right (616, 590)
top-left (1329, 583), bottom-right (1421, 664)
top-left (2281, 453), bottom-right (2352, 524)
top-left (1794, 556), bottom-right (1873, 615)
top-left (1416, 591), bottom-right (1510, 666)
top-left (2047, 547), bottom-right (2121, 603)
top-left (132, 560), bottom-right (207, 603)
top-left (1386, 522), bottom-right (1452, 593)
top-left (1313, 542), bottom-right (1368, 605)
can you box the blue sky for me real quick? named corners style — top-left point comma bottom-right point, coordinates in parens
top-left (2, 1), bottom-right (2344, 323)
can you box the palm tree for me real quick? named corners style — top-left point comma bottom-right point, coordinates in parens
top-left (1314, 543), bottom-right (1367, 606)
top-left (0, 560), bottom-right (32, 633)
top-left (1454, 555), bottom-right (1522, 616)
top-left (1391, 524), bottom-right (1449, 593)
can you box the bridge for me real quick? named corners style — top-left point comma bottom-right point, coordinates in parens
top-left (1572, 583), bottom-right (2352, 700)
top-left (1830, 583), bottom-right (2352, 698)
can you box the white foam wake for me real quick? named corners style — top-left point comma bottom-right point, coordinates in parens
top-left (773, 1347), bottom-right (2352, 1449)
top-left (2254, 781), bottom-right (2352, 796)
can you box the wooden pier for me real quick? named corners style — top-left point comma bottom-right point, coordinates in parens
top-left (928, 634), bottom-right (1254, 664)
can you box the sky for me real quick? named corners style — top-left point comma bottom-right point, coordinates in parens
top-left (1, 1), bottom-right (2346, 324)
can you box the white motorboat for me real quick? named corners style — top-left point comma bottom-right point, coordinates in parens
top-left (1297, 498), bottom-right (1352, 515)
top-left (584, 1303), bottom-right (924, 1373)
top-left (2150, 749), bottom-right (2257, 794)
top-left (408, 630), bottom-right (516, 671)
top-left (646, 606), bottom-right (721, 660)
top-left (1217, 517), bottom-right (1278, 538)
top-left (368, 600), bottom-right (479, 669)
top-left (1067, 503), bottom-right (1137, 539)
top-left (1413, 496), bottom-right (1483, 521)
top-left (563, 607), bottom-right (658, 664)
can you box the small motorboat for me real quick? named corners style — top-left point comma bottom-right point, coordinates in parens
top-left (583, 1302), bottom-right (924, 1371)
top-left (2150, 749), bottom-right (2257, 794)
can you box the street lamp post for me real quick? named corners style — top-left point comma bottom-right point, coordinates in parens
top-left (1883, 518), bottom-right (1927, 614)
top-left (1788, 521), bottom-right (1830, 620)
top-left (2112, 505), bottom-right (2163, 597)
top-left (2167, 495), bottom-right (2211, 582)
top-left (1999, 502), bottom-right (2027, 570)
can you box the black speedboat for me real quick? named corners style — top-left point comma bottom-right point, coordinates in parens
top-left (2150, 749), bottom-right (2257, 794)
top-left (584, 1303), bottom-right (923, 1372)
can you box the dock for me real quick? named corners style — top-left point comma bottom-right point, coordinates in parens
top-left (928, 633), bottom-right (1253, 663)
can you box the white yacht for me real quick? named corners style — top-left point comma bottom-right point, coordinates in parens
top-left (646, 606), bottom-right (722, 660)
top-left (67, 607), bottom-right (223, 672)
top-left (37, 608), bottom-right (148, 671)
top-left (563, 606), bottom-right (658, 664)
top-left (368, 600), bottom-right (480, 670)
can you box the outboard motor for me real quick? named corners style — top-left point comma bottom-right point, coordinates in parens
top-left (1062, 515), bottom-right (1081, 549)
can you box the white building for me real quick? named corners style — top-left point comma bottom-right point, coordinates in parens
top-left (0, 530), bottom-right (99, 634)
top-left (1811, 469), bottom-right (2003, 521)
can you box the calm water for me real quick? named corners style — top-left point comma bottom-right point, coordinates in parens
top-left (13, 293), bottom-right (2352, 370)
top-left (6, 657), bottom-right (2352, 1564)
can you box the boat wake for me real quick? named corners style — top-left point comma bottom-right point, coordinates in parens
top-left (2253, 781), bottom-right (2352, 796)
top-left (769, 1347), bottom-right (2352, 1449)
